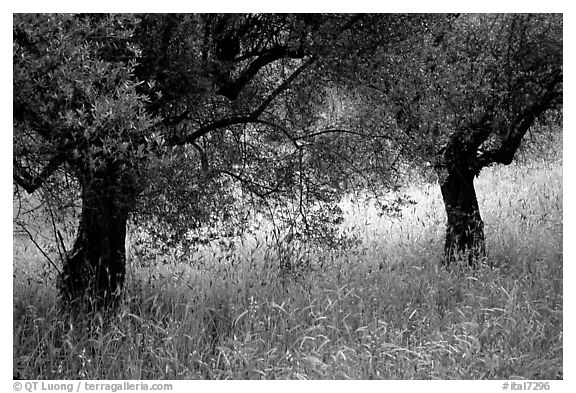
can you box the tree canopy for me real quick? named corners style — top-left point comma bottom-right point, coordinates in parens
top-left (377, 14), bottom-right (562, 264)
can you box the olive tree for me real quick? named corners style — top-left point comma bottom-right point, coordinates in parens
top-left (13, 13), bottom-right (430, 311)
top-left (380, 14), bottom-right (562, 265)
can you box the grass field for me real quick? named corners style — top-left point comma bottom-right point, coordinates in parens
top-left (13, 158), bottom-right (562, 380)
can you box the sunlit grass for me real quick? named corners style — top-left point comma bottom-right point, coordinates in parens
top-left (13, 159), bottom-right (562, 379)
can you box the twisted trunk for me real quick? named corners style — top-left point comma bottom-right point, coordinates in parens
top-left (437, 148), bottom-right (486, 267)
top-left (58, 169), bottom-right (137, 311)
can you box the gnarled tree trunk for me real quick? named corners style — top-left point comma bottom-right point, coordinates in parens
top-left (437, 160), bottom-right (485, 267)
top-left (58, 169), bottom-right (137, 312)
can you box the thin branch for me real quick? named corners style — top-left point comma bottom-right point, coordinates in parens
top-left (13, 153), bottom-right (67, 194)
top-left (217, 44), bottom-right (306, 100)
top-left (190, 140), bottom-right (209, 175)
top-left (168, 58), bottom-right (317, 146)
top-left (44, 190), bottom-right (68, 260)
top-left (218, 169), bottom-right (282, 199)
top-left (253, 55), bottom-right (317, 118)
top-left (474, 70), bottom-right (562, 169)
top-left (217, 13), bottom-right (362, 101)
top-left (337, 14), bottom-right (365, 34)
top-left (295, 128), bottom-right (395, 143)
top-left (14, 220), bottom-right (62, 275)
top-left (162, 15), bottom-right (368, 147)
top-left (167, 114), bottom-right (256, 145)
top-left (155, 110), bottom-right (190, 129)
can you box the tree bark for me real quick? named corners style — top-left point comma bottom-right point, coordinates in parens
top-left (57, 170), bottom-right (137, 312)
top-left (437, 162), bottom-right (485, 267)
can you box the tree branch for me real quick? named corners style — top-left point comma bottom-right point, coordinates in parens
top-left (155, 110), bottom-right (190, 129)
top-left (475, 70), bottom-right (562, 168)
top-left (218, 169), bottom-right (282, 199)
top-left (13, 153), bottom-right (67, 194)
top-left (216, 13), bottom-right (362, 101)
top-left (295, 128), bottom-right (394, 142)
top-left (190, 140), bottom-right (209, 175)
top-left (167, 114), bottom-right (255, 145)
top-left (217, 44), bottom-right (306, 100)
top-left (337, 14), bottom-right (365, 34)
top-left (253, 55), bottom-right (317, 118)
top-left (168, 56), bottom-right (317, 147)
top-left (163, 15), bottom-right (368, 147)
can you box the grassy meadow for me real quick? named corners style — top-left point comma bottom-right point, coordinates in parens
top-left (13, 158), bottom-right (562, 380)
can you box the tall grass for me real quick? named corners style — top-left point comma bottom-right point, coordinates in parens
top-left (13, 159), bottom-right (562, 379)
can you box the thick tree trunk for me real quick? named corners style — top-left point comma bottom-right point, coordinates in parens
top-left (58, 171), bottom-right (136, 312)
top-left (438, 163), bottom-right (486, 267)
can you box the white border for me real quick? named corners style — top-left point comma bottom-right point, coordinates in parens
top-left (4, 4), bottom-right (574, 391)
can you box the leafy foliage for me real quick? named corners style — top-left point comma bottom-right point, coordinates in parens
top-left (119, 14), bottom-right (432, 255)
top-left (378, 14), bottom-right (562, 170)
top-left (14, 14), bottom-right (156, 187)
